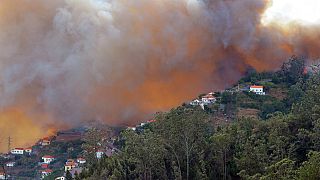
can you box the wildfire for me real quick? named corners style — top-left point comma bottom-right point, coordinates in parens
top-left (0, 0), bottom-right (319, 150)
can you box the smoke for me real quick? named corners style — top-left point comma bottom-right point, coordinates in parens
top-left (0, 0), bottom-right (319, 151)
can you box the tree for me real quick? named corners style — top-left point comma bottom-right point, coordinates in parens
top-left (279, 55), bottom-right (306, 85)
top-left (155, 107), bottom-right (209, 180)
top-left (260, 158), bottom-right (297, 180)
top-left (298, 151), bottom-right (320, 180)
top-left (66, 170), bottom-right (73, 180)
top-left (82, 127), bottom-right (112, 163)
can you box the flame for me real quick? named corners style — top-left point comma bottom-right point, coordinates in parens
top-left (0, 108), bottom-right (54, 152)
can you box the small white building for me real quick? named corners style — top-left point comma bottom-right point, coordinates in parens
top-left (41, 169), bottom-right (53, 179)
top-left (64, 161), bottom-right (77, 172)
top-left (190, 99), bottom-right (201, 106)
top-left (250, 85), bottom-right (265, 95)
top-left (96, 150), bottom-right (104, 159)
top-left (77, 158), bottom-right (86, 164)
top-left (201, 94), bottom-right (216, 104)
top-left (6, 162), bottom-right (15, 167)
top-left (11, 148), bottom-right (24, 155)
top-left (127, 127), bottom-right (136, 131)
top-left (24, 148), bottom-right (32, 154)
top-left (40, 138), bottom-right (51, 146)
top-left (0, 172), bottom-right (5, 180)
top-left (55, 177), bottom-right (66, 180)
top-left (42, 155), bottom-right (55, 164)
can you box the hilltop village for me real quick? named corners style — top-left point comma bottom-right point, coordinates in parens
top-left (1, 57), bottom-right (320, 179)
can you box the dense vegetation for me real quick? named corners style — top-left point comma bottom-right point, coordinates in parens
top-left (80, 56), bottom-right (320, 179)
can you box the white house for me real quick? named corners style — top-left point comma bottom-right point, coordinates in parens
top-left (55, 177), bottom-right (66, 180)
top-left (42, 155), bottom-right (55, 164)
top-left (250, 85), bottom-right (265, 95)
top-left (127, 127), bottom-right (136, 131)
top-left (201, 94), bottom-right (216, 104)
top-left (0, 172), bottom-right (5, 180)
top-left (24, 147), bottom-right (32, 154)
top-left (190, 99), bottom-right (201, 106)
top-left (96, 150), bottom-right (104, 159)
top-left (41, 169), bottom-right (53, 179)
top-left (77, 158), bottom-right (86, 164)
top-left (64, 160), bottom-right (77, 172)
top-left (11, 148), bottom-right (24, 155)
top-left (6, 162), bottom-right (15, 167)
top-left (40, 138), bottom-right (51, 146)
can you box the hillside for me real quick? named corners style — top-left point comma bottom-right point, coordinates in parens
top-left (76, 56), bottom-right (320, 180)
top-left (1, 56), bottom-right (320, 180)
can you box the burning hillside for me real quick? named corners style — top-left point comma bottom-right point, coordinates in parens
top-left (0, 0), bottom-right (320, 152)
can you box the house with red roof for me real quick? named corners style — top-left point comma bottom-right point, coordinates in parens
top-left (147, 119), bottom-right (156, 123)
top-left (24, 147), bottom-right (32, 154)
top-left (40, 137), bottom-right (51, 146)
top-left (41, 169), bottom-right (53, 179)
top-left (0, 167), bottom-right (5, 180)
top-left (250, 85), bottom-right (265, 95)
top-left (77, 158), bottom-right (86, 164)
top-left (42, 155), bottom-right (55, 164)
top-left (201, 93), bottom-right (216, 104)
top-left (11, 148), bottom-right (24, 155)
top-left (64, 160), bottom-right (78, 172)
top-left (96, 150), bottom-right (105, 159)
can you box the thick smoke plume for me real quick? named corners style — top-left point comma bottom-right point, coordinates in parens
top-left (0, 0), bottom-right (319, 151)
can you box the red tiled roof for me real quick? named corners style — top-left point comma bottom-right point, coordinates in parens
top-left (25, 147), bottom-right (32, 150)
top-left (13, 148), bottom-right (24, 150)
top-left (65, 162), bottom-right (77, 166)
top-left (250, 85), bottom-right (263, 88)
top-left (42, 169), bottom-right (53, 173)
top-left (41, 164), bottom-right (49, 168)
top-left (147, 120), bottom-right (156, 123)
top-left (43, 155), bottom-right (54, 159)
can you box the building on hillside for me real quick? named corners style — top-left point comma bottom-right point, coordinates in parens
top-left (24, 147), bottom-right (32, 154)
top-left (76, 158), bottom-right (86, 165)
top-left (96, 150), bottom-right (105, 159)
top-left (0, 167), bottom-right (5, 180)
top-left (40, 137), bottom-right (51, 146)
top-left (42, 155), bottom-right (55, 164)
top-left (11, 148), bottom-right (24, 155)
top-left (147, 119), bottom-right (156, 123)
top-left (41, 169), bottom-right (53, 179)
top-left (55, 177), bottom-right (66, 180)
top-left (41, 163), bottom-right (49, 169)
top-left (190, 99), bottom-right (201, 106)
top-left (6, 162), bottom-right (15, 167)
top-left (64, 160), bottom-right (78, 172)
top-left (127, 127), bottom-right (136, 131)
top-left (201, 93), bottom-right (216, 104)
top-left (250, 85), bottom-right (265, 95)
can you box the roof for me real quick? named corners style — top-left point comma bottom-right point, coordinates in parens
top-left (25, 147), bottom-right (32, 150)
top-left (147, 119), bottom-right (156, 123)
top-left (41, 164), bottom-right (49, 168)
top-left (250, 85), bottom-right (263, 88)
top-left (77, 157), bottom-right (85, 161)
top-left (43, 155), bottom-right (54, 159)
top-left (42, 169), bottom-right (53, 173)
top-left (65, 162), bottom-right (77, 166)
top-left (13, 148), bottom-right (24, 150)
top-left (202, 94), bottom-right (215, 99)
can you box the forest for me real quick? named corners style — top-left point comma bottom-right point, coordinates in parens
top-left (77, 56), bottom-right (320, 180)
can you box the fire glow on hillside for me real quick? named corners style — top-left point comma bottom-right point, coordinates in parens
top-left (0, 0), bottom-right (320, 152)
